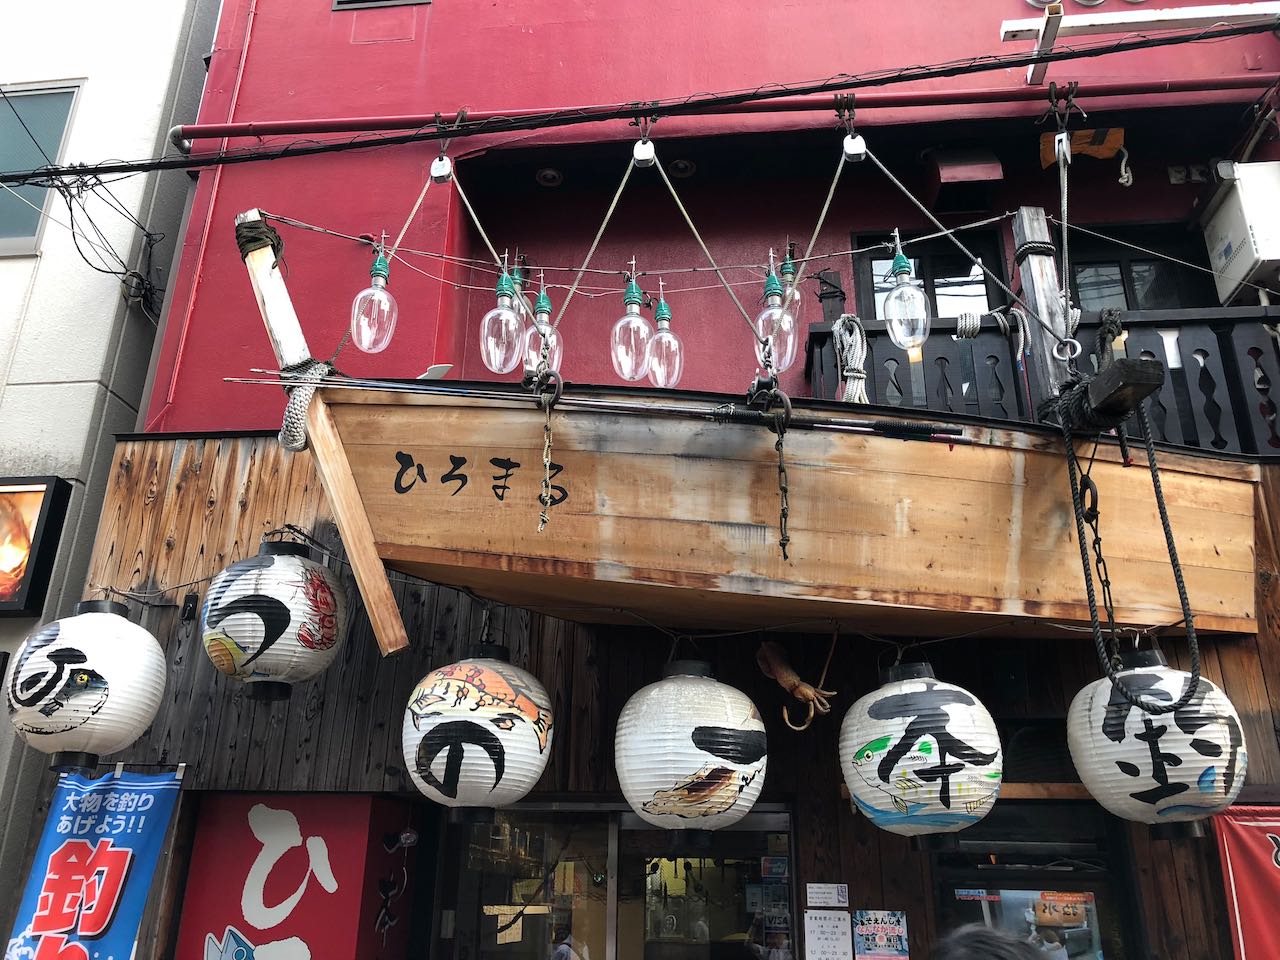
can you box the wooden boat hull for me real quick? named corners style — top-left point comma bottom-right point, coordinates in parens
top-left (322, 386), bottom-right (1257, 637)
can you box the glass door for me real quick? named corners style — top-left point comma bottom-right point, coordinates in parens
top-left (432, 812), bottom-right (610, 960)
top-left (616, 813), bottom-right (794, 960)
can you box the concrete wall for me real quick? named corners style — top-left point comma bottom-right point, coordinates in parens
top-left (0, 0), bottom-right (220, 930)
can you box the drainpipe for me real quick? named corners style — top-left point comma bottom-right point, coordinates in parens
top-left (169, 74), bottom-right (1277, 153)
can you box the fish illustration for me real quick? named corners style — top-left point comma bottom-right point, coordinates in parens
top-left (12, 663), bottom-right (108, 736)
top-left (408, 662), bottom-right (553, 753)
top-left (643, 765), bottom-right (758, 819)
top-left (850, 735), bottom-right (997, 816)
top-left (204, 594), bottom-right (292, 675)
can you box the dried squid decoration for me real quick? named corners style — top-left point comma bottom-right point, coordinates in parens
top-left (615, 660), bottom-right (767, 831)
top-left (756, 638), bottom-right (837, 731)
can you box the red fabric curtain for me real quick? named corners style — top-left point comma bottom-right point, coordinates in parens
top-left (1214, 806), bottom-right (1280, 960)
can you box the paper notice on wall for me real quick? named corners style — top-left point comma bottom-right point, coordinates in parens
top-left (807, 883), bottom-right (850, 907)
top-left (853, 909), bottom-right (909, 959)
top-left (804, 909), bottom-right (853, 960)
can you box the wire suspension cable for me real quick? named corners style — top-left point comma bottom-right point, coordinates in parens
top-left (864, 145), bottom-right (1068, 346)
top-left (11, 19), bottom-right (1277, 187)
top-left (654, 148), bottom-right (760, 340)
top-left (551, 157), bottom-right (634, 330)
top-left (781, 147), bottom-right (849, 321)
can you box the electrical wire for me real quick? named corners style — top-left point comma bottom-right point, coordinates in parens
top-left (1049, 216), bottom-right (1280, 301)
top-left (4, 18), bottom-right (1278, 187)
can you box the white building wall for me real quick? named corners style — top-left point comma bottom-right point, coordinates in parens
top-left (0, 0), bottom-right (219, 928)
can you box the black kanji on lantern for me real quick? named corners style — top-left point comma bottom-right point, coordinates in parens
top-left (867, 682), bottom-right (998, 809)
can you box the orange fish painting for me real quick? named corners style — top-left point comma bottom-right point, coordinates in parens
top-left (407, 661), bottom-right (554, 753)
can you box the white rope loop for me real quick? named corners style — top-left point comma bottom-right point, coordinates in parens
top-left (831, 314), bottom-right (869, 404)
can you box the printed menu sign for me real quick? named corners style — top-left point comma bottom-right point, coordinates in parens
top-left (854, 909), bottom-right (909, 959)
top-left (804, 909), bottom-right (853, 960)
top-left (808, 883), bottom-right (850, 907)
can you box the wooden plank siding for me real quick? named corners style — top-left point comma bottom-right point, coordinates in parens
top-left (81, 435), bottom-right (1280, 959)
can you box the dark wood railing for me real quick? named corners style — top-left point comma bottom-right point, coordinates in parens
top-left (805, 271), bottom-right (1280, 457)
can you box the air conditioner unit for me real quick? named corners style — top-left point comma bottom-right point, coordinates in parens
top-left (1201, 161), bottom-right (1280, 306)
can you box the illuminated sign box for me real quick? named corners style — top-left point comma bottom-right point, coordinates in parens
top-left (0, 477), bottom-right (70, 617)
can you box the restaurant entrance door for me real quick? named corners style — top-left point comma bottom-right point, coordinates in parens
top-left (428, 806), bottom-right (792, 960)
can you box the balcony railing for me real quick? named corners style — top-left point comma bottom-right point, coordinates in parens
top-left (805, 271), bottom-right (1280, 458)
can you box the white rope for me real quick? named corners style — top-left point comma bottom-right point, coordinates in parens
top-left (1117, 146), bottom-right (1133, 187)
top-left (550, 157), bottom-right (634, 330)
top-left (831, 314), bottom-right (869, 404)
top-left (955, 307), bottom-right (1030, 366)
top-left (653, 149), bottom-right (761, 342)
top-left (386, 176), bottom-right (432, 261)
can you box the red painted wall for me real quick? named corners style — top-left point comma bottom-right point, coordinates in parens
top-left (143, 0), bottom-right (1280, 432)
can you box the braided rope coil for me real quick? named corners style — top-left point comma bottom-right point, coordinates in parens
top-left (277, 358), bottom-right (333, 451)
top-left (831, 314), bottom-right (869, 404)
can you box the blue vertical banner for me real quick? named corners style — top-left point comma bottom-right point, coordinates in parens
top-left (5, 770), bottom-right (181, 960)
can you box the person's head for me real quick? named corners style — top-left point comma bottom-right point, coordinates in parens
top-left (1037, 927), bottom-right (1062, 945)
top-left (931, 924), bottom-right (1042, 960)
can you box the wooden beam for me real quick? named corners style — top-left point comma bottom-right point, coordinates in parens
top-left (1026, 3), bottom-right (1064, 86)
top-left (1013, 206), bottom-right (1072, 405)
top-left (840, 782), bottom-right (1092, 802)
top-left (1001, 2), bottom-right (1280, 42)
top-left (236, 207), bottom-right (410, 657)
top-left (233, 209), bottom-right (309, 369)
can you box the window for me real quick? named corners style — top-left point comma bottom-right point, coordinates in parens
top-left (1067, 225), bottom-right (1220, 312)
top-left (0, 85), bottom-right (76, 256)
top-left (332, 0), bottom-right (428, 10)
top-left (854, 232), bottom-right (1006, 322)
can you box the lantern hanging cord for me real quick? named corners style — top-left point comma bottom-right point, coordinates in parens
top-left (451, 172), bottom-right (536, 322)
top-left (863, 145), bottom-right (1070, 349)
top-left (1045, 319), bottom-right (1201, 714)
top-left (653, 145), bottom-right (762, 343)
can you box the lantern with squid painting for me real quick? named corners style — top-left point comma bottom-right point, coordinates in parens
top-left (1067, 650), bottom-right (1246, 824)
top-left (402, 645), bottom-right (554, 811)
top-left (615, 661), bottom-right (768, 830)
top-left (839, 663), bottom-right (1002, 836)
top-left (5, 600), bottom-right (166, 770)
top-left (201, 541), bottom-right (348, 700)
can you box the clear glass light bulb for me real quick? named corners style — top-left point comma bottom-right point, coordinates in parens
top-left (480, 295), bottom-right (524, 374)
top-left (884, 273), bottom-right (932, 352)
top-left (781, 276), bottom-right (804, 327)
top-left (753, 295), bottom-right (798, 374)
top-left (611, 303), bottom-right (653, 382)
top-left (523, 314), bottom-right (563, 371)
top-left (647, 295), bottom-right (683, 388)
top-left (351, 275), bottom-right (398, 354)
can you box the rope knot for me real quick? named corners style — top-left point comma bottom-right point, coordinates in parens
top-left (277, 358), bottom-right (334, 451)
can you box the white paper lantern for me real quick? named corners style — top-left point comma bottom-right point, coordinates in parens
top-left (5, 600), bottom-right (166, 769)
top-left (402, 646), bottom-right (554, 809)
top-left (839, 663), bottom-right (1002, 836)
top-left (201, 541), bottom-right (348, 700)
top-left (1068, 650), bottom-right (1247, 824)
top-left (615, 661), bottom-right (768, 830)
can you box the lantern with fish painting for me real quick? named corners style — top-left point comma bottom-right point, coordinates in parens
top-left (402, 645), bottom-right (555, 811)
top-left (615, 661), bottom-right (768, 830)
top-left (839, 663), bottom-right (1002, 837)
top-left (5, 600), bottom-right (166, 771)
top-left (1067, 650), bottom-right (1246, 824)
top-left (201, 541), bottom-right (348, 700)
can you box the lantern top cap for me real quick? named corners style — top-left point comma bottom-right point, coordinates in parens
top-left (535, 289), bottom-right (553, 314)
top-left (663, 659), bottom-right (713, 678)
top-left (464, 642), bottom-right (511, 663)
top-left (370, 252), bottom-right (390, 281)
top-left (258, 540), bottom-right (311, 558)
top-left (623, 277), bottom-right (643, 306)
top-left (495, 272), bottom-right (516, 299)
top-left (1117, 649), bottom-right (1168, 670)
top-left (879, 661), bottom-right (935, 685)
top-left (763, 269), bottom-right (783, 299)
top-left (73, 599), bottom-right (129, 618)
top-left (891, 252), bottom-right (913, 277)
